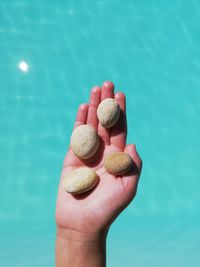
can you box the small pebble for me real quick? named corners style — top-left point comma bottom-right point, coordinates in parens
top-left (104, 152), bottom-right (133, 175)
top-left (63, 167), bottom-right (99, 194)
top-left (71, 124), bottom-right (99, 159)
top-left (97, 98), bottom-right (120, 128)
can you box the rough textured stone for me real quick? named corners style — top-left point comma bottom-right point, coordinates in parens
top-left (63, 167), bottom-right (99, 194)
top-left (104, 152), bottom-right (133, 175)
top-left (97, 98), bottom-right (120, 128)
top-left (71, 124), bottom-right (99, 159)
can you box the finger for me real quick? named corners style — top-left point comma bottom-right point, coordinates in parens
top-left (74, 103), bottom-right (89, 128)
top-left (122, 144), bottom-right (143, 199)
top-left (98, 81), bottom-right (114, 145)
top-left (101, 81), bottom-right (114, 100)
top-left (87, 86), bottom-right (101, 129)
top-left (124, 144), bottom-right (142, 172)
top-left (110, 92), bottom-right (127, 150)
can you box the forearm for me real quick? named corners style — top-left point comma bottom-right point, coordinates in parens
top-left (56, 227), bottom-right (107, 267)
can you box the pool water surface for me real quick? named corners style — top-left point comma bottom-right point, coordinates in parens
top-left (0, 1), bottom-right (200, 266)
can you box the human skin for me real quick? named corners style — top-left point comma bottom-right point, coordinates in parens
top-left (55, 81), bottom-right (142, 267)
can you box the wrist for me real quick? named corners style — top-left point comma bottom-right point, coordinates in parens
top-left (57, 226), bottom-right (108, 243)
top-left (56, 227), bottom-right (108, 267)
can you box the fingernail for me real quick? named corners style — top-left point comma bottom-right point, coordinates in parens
top-left (103, 81), bottom-right (114, 88)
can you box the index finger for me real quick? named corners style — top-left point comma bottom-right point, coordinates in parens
top-left (73, 103), bottom-right (89, 128)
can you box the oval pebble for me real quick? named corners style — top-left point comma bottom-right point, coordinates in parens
top-left (71, 124), bottom-right (99, 159)
top-left (63, 167), bottom-right (99, 194)
top-left (104, 152), bottom-right (133, 175)
top-left (97, 98), bottom-right (120, 128)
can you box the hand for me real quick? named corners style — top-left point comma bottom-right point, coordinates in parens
top-left (55, 81), bottom-right (142, 238)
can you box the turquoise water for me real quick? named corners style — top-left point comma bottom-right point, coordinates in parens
top-left (0, 0), bottom-right (200, 266)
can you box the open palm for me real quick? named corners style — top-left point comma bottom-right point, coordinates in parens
top-left (56, 81), bottom-right (142, 235)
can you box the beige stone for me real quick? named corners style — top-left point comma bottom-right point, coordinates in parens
top-left (104, 152), bottom-right (133, 175)
top-left (97, 98), bottom-right (120, 128)
top-left (71, 124), bottom-right (99, 159)
top-left (63, 167), bottom-right (99, 194)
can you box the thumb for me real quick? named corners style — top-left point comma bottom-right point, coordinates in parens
top-left (121, 144), bottom-right (143, 202)
top-left (124, 144), bottom-right (142, 172)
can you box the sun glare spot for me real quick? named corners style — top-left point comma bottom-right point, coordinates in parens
top-left (18, 61), bottom-right (29, 72)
